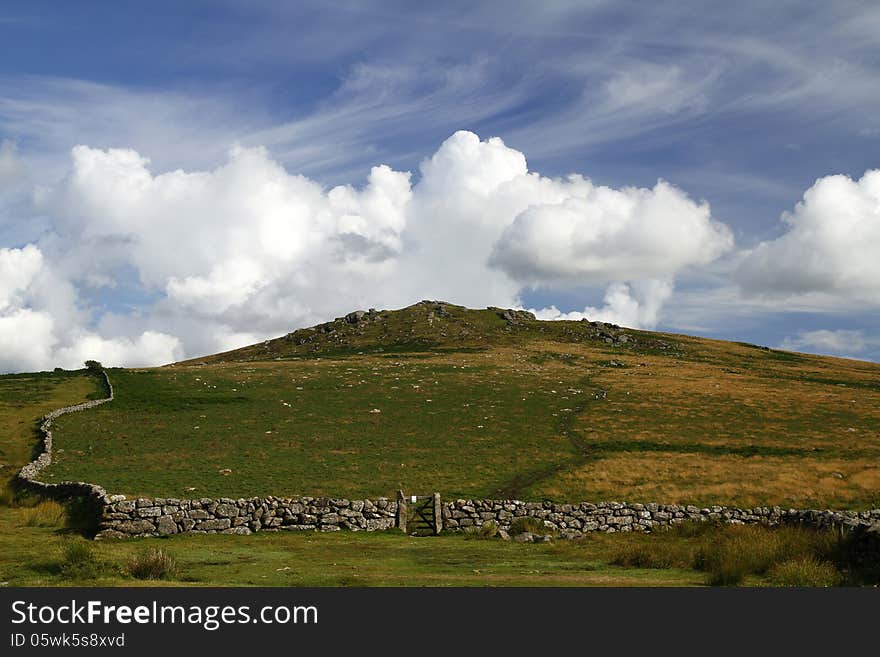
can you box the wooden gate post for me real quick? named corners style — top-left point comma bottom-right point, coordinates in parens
top-left (433, 492), bottom-right (442, 535)
top-left (397, 489), bottom-right (407, 533)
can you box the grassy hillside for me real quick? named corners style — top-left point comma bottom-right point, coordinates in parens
top-left (44, 301), bottom-right (880, 508)
top-left (0, 370), bottom-right (100, 493)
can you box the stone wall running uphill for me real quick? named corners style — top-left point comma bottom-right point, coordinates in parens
top-left (16, 370), bottom-right (114, 509)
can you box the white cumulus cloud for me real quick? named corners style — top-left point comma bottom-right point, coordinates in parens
top-left (54, 331), bottom-right (183, 369)
top-left (0, 244), bottom-right (43, 310)
top-left (0, 131), bottom-right (733, 372)
top-left (737, 169), bottom-right (880, 304)
top-left (0, 308), bottom-right (56, 373)
top-left (490, 179), bottom-right (732, 285)
top-left (0, 243), bottom-right (183, 371)
top-left (530, 280), bottom-right (675, 329)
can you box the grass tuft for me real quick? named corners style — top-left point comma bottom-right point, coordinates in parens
top-left (609, 538), bottom-right (695, 570)
top-left (0, 483), bottom-right (17, 507)
top-left (696, 524), bottom-right (841, 586)
top-left (510, 516), bottom-right (550, 536)
top-left (464, 520), bottom-right (499, 539)
top-left (22, 500), bottom-right (65, 528)
top-left (768, 557), bottom-right (842, 587)
top-left (59, 540), bottom-right (115, 580)
top-left (609, 522), bottom-right (847, 586)
top-left (127, 548), bottom-right (178, 580)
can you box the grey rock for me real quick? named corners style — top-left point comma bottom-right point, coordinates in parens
top-left (221, 527), bottom-right (252, 535)
top-left (215, 503), bottom-right (239, 518)
top-left (117, 519), bottom-right (156, 534)
top-left (102, 512), bottom-right (132, 521)
top-left (195, 519), bottom-right (231, 531)
top-left (94, 530), bottom-right (127, 540)
top-left (156, 516), bottom-right (179, 535)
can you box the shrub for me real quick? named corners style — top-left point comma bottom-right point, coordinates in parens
top-left (23, 500), bottom-right (65, 527)
top-left (128, 548), bottom-right (178, 580)
top-left (510, 516), bottom-right (548, 536)
top-left (768, 557), bottom-right (842, 587)
top-left (695, 524), bottom-right (842, 586)
top-left (59, 540), bottom-right (112, 580)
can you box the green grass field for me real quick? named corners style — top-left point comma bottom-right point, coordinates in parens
top-left (41, 302), bottom-right (880, 508)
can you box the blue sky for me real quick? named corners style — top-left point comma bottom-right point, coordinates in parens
top-left (1, 1), bottom-right (879, 370)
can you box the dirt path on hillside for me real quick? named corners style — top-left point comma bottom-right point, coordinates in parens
top-left (495, 396), bottom-right (597, 499)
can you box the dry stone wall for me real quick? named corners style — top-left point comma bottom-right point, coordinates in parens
top-left (94, 494), bottom-right (880, 540)
top-left (16, 370), bottom-right (114, 509)
top-left (96, 496), bottom-right (398, 539)
top-left (442, 499), bottom-right (880, 540)
top-left (95, 494), bottom-right (880, 540)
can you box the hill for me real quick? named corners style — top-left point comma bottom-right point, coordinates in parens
top-left (43, 301), bottom-right (880, 508)
top-left (179, 300), bottom-right (678, 364)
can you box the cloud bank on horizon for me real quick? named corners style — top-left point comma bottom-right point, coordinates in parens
top-left (1, 130), bottom-right (878, 371)
top-left (0, 131), bottom-right (725, 369)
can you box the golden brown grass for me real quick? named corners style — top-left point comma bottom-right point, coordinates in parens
top-left (608, 521), bottom-right (849, 586)
top-left (577, 355), bottom-right (880, 452)
top-left (532, 336), bottom-right (880, 508)
top-left (127, 548), bottom-right (178, 580)
top-left (768, 557), bottom-right (843, 587)
top-left (535, 452), bottom-right (880, 508)
top-left (21, 500), bottom-right (66, 528)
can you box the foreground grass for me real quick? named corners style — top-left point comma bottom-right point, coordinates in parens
top-left (607, 521), bottom-right (876, 586)
top-left (2, 506), bottom-right (874, 587)
top-left (0, 514), bottom-right (703, 587)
